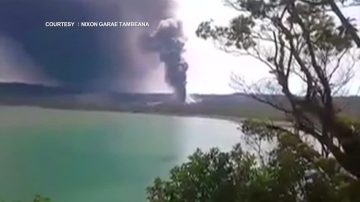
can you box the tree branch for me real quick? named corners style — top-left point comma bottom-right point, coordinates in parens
top-left (328, 0), bottom-right (360, 47)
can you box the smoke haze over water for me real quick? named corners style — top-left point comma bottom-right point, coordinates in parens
top-left (0, 0), bottom-right (178, 92)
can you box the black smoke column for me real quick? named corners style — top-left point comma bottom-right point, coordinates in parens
top-left (146, 19), bottom-right (188, 102)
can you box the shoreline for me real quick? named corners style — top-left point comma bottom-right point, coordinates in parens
top-left (0, 104), bottom-right (289, 126)
top-left (0, 104), bottom-right (247, 124)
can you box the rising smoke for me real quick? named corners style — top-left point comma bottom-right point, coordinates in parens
top-left (144, 19), bottom-right (188, 102)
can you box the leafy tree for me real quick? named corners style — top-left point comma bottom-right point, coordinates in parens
top-left (313, 0), bottom-right (360, 47)
top-left (0, 195), bottom-right (51, 202)
top-left (32, 195), bottom-right (51, 202)
top-left (196, 0), bottom-right (360, 178)
top-left (147, 120), bottom-right (360, 202)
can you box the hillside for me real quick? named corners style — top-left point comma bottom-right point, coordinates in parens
top-left (0, 82), bottom-right (359, 120)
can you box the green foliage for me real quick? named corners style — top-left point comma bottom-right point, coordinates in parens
top-left (147, 120), bottom-right (360, 202)
top-left (196, 0), bottom-right (355, 54)
top-left (147, 145), bottom-right (256, 202)
top-left (0, 195), bottom-right (51, 202)
top-left (32, 195), bottom-right (51, 202)
top-left (336, 115), bottom-right (360, 134)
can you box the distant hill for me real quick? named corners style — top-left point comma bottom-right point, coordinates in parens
top-left (0, 82), bottom-right (80, 96)
top-left (0, 82), bottom-right (359, 120)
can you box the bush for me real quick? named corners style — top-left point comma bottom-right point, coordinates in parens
top-left (147, 121), bottom-right (360, 202)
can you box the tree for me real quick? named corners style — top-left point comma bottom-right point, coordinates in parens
top-left (32, 195), bottom-right (51, 202)
top-left (0, 195), bottom-right (51, 202)
top-left (196, 0), bottom-right (360, 178)
top-left (327, 0), bottom-right (360, 47)
top-left (147, 120), bottom-right (360, 202)
top-left (301, 0), bottom-right (360, 47)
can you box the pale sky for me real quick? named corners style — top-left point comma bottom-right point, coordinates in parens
top-left (0, 0), bottom-right (358, 95)
top-left (176, 0), bottom-right (360, 95)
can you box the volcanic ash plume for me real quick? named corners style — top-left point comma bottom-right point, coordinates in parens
top-left (0, 0), bottom-right (174, 91)
top-left (146, 19), bottom-right (188, 102)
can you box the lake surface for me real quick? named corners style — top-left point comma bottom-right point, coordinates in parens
top-left (0, 106), bottom-right (241, 202)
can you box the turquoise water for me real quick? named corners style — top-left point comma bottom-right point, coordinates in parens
top-left (0, 106), bottom-right (241, 202)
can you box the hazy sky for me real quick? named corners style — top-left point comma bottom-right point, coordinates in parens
top-left (0, 0), bottom-right (172, 92)
top-left (177, 0), bottom-right (360, 94)
top-left (0, 0), bottom-right (358, 95)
